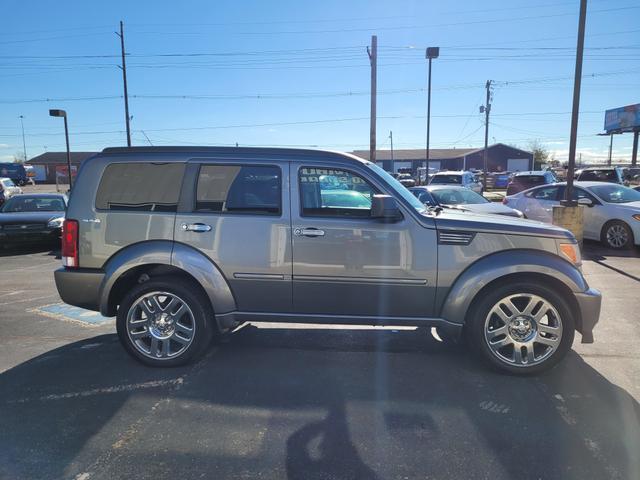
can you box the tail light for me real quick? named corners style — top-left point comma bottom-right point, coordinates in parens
top-left (62, 219), bottom-right (79, 268)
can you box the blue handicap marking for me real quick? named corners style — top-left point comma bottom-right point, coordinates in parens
top-left (35, 303), bottom-right (114, 325)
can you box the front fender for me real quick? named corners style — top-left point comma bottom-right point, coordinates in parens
top-left (439, 249), bottom-right (587, 325)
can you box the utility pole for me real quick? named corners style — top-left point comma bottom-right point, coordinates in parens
top-left (389, 130), bottom-right (394, 173)
top-left (632, 130), bottom-right (638, 167)
top-left (480, 80), bottom-right (492, 190)
top-left (19, 115), bottom-right (27, 162)
top-left (116, 20), bottom-right (132, 147)
top-left (607, 133), bottom-right (613, 165)
top-left (367, 35), bottom-right (377, 163)
top-left (425, 47), bottom-right (439, 179)
top-left (563, 0), bottom-right (587, 206)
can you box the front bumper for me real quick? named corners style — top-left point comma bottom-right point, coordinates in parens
top-left (574, 287), bottom-right (601, 343)
top-left (54, 267), bottom-right (104, 312)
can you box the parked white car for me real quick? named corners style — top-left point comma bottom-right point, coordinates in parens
top-left (504, 181), bottom-right (640, 249)
top-left (0, 177), bottom-right (22, 206)
top-left (429, 171), bottom-right (483, 194)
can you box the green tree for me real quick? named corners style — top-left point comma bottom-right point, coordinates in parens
top-left (528, 140), bottom-right (549, 169)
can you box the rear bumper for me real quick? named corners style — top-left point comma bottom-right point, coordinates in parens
top-left (574, 287), bottom-right (601, 343)
top-left (54, 267), bottom-right (104, 312)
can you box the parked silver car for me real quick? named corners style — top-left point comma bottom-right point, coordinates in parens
top-left (54, 147), bottom-right (601, 374)
top-left (504, 181), bottom-right (640, 249)
top-left (409, 185), bottom-right (523, 218)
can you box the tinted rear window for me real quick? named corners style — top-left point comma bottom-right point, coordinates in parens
top-left (578, 170), bottom-right (618, 182)
top-left (96, 163), bottom-right (185, 211)
top-left (514, 175), bottom-right (546, 185)
top-left (196, 165), bottom-right (281, 215)
top-left (430, 175), bottom-right (462, 184)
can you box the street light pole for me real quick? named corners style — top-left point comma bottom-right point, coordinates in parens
top-left (425, 47), bottom-right (439, 179)
top-left (389, 130), bottom-right (394, 173)
top-left (49, 109), bottom-right (73, 189)
top-left (19, 115), bottom-right (27, 162)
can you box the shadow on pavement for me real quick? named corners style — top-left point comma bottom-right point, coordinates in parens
top-left (0, 328), bottom-right (638, 480)
top-left (0, 244), bottom-right (60, 258)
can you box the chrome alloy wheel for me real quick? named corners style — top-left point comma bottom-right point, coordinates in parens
top-left (483, 293), bottom-right (563, 367)
top-left (126, 291), bottom-right (196, 360)
top-left (606, 224), bottom-right (629, 248)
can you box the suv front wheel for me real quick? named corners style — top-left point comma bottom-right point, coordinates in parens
top-left (467, 283), bottom-right (575, 375)
top-left (116, 277), bottom-right (214, 367)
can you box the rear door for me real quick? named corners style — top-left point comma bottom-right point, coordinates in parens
top-left (174, 160), bottom-right (292, 313)
top-left (521, 185), bottom-right (561, 222)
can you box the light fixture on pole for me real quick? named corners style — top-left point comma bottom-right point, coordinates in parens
top-left (49, 109), bottom-right (73, 189)
top-left (425, 47), bottom-right (439, 180)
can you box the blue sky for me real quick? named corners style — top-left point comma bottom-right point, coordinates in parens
top-left (1, 0), bottom-right (638, 163)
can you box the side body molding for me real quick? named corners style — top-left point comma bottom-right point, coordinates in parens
top-left (439, 249), bottom-right (587, 325)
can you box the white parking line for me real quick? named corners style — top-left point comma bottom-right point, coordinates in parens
top-left (0, 293), bottom-right (59, 307)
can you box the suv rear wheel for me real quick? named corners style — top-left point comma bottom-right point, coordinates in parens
top-left (116, 277), bottom-right (214, 367)
top-left (467, 283), bottom-right (575, 375)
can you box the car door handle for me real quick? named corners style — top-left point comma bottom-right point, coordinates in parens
top-left (181, 223), bottom-right (212, 233)
top-left (295, 227), bottom-right (325, 237)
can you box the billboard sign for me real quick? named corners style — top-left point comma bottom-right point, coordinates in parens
top-left (604, 103), bottom-right (640, 133)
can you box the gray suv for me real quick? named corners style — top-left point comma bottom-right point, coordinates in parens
top-left (55, 147), bottom-right (601, 374)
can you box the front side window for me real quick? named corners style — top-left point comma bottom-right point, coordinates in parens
top-left (96, 163), bottom-right (185, 212)
top-left (196, 165), bottom-right (281, 215)
top-left (299, 167), bottom-right (375, 217)
top-left (528, 186), bottom-right (559, 200)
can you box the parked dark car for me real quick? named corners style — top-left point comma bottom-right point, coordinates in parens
top-left (506, 171), bottom-right (557, 196)
top-left (0, 163), bottom-right (28, 186)
top-left (577, 167), bottom-right (626, 185)
top-left (0, 194), bottom-right (67, 247)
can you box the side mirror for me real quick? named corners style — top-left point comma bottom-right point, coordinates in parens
top-left (577, 197), bottom-right (593, 207)
top-left (371, 194), bottom-right (402, 222)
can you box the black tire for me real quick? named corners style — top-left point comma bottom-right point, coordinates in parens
top-left (116, 276), bottom-right (215, 367)
top-left (601, 220), bottom-right (634, 250)
top-left (466, 282), bottom-right (575, 375)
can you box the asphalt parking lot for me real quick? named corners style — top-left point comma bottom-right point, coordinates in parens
top-left (0, 242), bottom-right (639, 480)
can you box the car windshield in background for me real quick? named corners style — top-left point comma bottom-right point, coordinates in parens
top-left (579, 170), bottom-right (618, 182)
top-left (431, 188), bottom-right (488, 205)
top-left (1, 179), bottom-right (16, 188)
top-left (1, 196), bottom-right (65, 212)
top-left (366, 163), bottom-right (427, 214)
top-left (431, 175), bottom-right (462, 184)
top-left (589, 184), bottom-right (640, 204)
top-left (514, 175), bottom-right (546, 185)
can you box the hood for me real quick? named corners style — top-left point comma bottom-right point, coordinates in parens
top-left (444, 202), bottom-right (521, 217)
top-left (431, 209), bottom-right (573, 240)
top-left (0, 211), bottom-right (64, 225)
top-left (611, 201), bottom-right (640, 211)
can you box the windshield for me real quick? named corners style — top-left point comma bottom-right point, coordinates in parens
top-left (589, 184), bottom-right (640, 204)
top-left (430, 174), bottom-right (462, 184)
top-left (1, 179), bottom-right (16, 188)
top-left (430, 188), bottom-right (488, 205)
top-left (1, 196), bottom-right (66, 212)
top-left (367, 163), bottom-right (427, 213)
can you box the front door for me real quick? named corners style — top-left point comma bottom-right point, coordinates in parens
top-left (522, 185), bottom-right (561, 223)
top-left (290, 162), bottom-right (437, 318)
top-left (174, 161), bottom-right (292, 313)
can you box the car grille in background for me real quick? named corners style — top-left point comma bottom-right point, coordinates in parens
top-left (438, 230), bottom-right (475, 246)
top-left (3, 224), bottom-right (47, 231)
